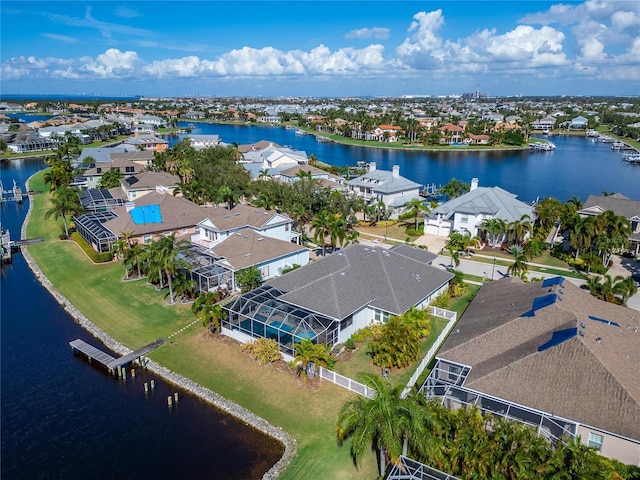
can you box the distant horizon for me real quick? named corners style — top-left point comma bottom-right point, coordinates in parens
top-left (2, 1), bottom-right (639, 97)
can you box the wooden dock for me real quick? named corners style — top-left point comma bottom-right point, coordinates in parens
top-left (69, 338), bottom-right (165, 373)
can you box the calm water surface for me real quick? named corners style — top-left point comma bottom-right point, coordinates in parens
top-left (179, 122), bottom-right (640, 202)
top-left (0, 158), bottom-right (283, 479)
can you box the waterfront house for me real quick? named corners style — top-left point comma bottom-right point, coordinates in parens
top-left (223, 243), bottom-right (453, 358)
top-left (421, 277), bottom-right (640, 466)
top-left (569, 116), bottom-right (589, 130)
top-left (122, 134), bottom-right (169, 152)
top-left (346, 162), bottom-right (422, 218)
top-left (438, 123), bottom-right (465, 144)
top-left (424, 178), bottom-right (534, 239)
top-left (185, 134), bottom-right (221, 149)
top-left (278, 165), bottom-right (345, 190)
top-left (578, 193), bottom-right (640, 257)
top-left (530, 116), bottom-right (556, 131)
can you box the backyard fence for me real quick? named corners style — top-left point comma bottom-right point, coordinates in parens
top-left (400, 307), bottom-right (458, 399)
top-left (318, 366), bottom-right (376, 399)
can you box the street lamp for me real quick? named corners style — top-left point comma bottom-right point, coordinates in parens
top-left (491, 257), bottom-right (496, 280)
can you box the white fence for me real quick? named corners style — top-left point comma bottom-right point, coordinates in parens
top-left (318, 306), bottom-right (457, 400)
top-left (400, 307), bottom-right (457, 399)
top-left (318, 366), bottom-right (376, 398)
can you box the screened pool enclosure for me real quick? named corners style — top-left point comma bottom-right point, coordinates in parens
top-left (223, 285), bottom-right (339, 357)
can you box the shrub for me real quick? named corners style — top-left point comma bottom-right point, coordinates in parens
top-left (350, 327), bottom-right (373, 343)
top-left (345, 337), bottom-right (356, 351)
top-left (281, 264), bottom-right (300, 275)
top-left (240, 338), bottom-right (281, 365)
top-left (431, 292), bottom-right (450, 309)
top-left (71, 232), bottom-right (113, 263)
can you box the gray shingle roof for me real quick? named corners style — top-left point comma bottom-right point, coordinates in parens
top-left (428, 186), bottom-right (534, 222)
top-left (347, 169), bottom-right (421, 194)
top-left (582, 194), bottom-right (640, 220)
top-left (439, 278), bottom-right (640, 441)
top-left (268, 244), bottom-right (452, 320)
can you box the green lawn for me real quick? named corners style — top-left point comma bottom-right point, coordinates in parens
top-left (26, 169), bottom-right (482, 479)
top-left (26, 170), bottom-right (378, 479)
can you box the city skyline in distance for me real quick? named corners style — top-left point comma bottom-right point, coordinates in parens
top-left (2, 0), bottom-right (639, 98)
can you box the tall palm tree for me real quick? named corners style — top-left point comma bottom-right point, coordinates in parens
top-left (568, 214), bottom-right (596, 259)
top-left (192, 291), bottom-right (224, 333)
top-left (405, 198), bottom-right (430, 231)
top-left (328, 214), bottom-right (347, 252)
top-left (311, 210), bottom-right (332, 255)
top-left (156, 235), bottom-right (190, 304)
top-left (507, 214), bottom-right (533, 246)
top-left (216, 185), bottom-right (236, 210)
top-left (507, 245), bottom-right (529, 279)
top-left (337, 374), bottom-right (406, 477)
top-left (44, 185), bottom-right (81, 237)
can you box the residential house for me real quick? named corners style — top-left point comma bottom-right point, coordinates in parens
top-left (421, 277), bottom-right (640, 466)
top-left (122, 134), bottom-right (169, 152)
top-left (187, 204), bottom-right (309, 292)
top-left (238, 141), bottom-right (309, 178)
top-left (185, 134), bottom-right (221, 150)
top-left (569, 115), bottom-right (589, 130)
top-left (223, 243), bottom-right (453, 357)
top-left (119, 171), bottom-right (181, 201)
top-left (278, 165), bottom-right (345, 190)
top-left (530, 116), bottom-right (556, 131)
top-left (579, 193), bottom-right (640, 256)
top-left (438, 123), bottom-right (465, 144)
top-left (425, 178), bottom-right (534, 239)
top-left (74, 188), bottom-right (208, 253)
top-left (347, 163), bottom-right (422, 218)
top-left (364, 125), bottom-right (402, 142)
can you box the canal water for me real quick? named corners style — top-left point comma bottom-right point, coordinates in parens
top-left (0, 158), bottom-right (283, 479)
top-left (177, 122), bottom-right (640, 202)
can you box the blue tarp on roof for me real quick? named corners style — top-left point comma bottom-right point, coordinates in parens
top-left (522, 293), bottom-right (558, 317)
top-left (130, 204), bottom-right (162, 225)
top-left (538, 327), bottom-right (577, 352)
top-left (542, 277), bottom-right (565, 288)
top-left (588, 315), bottom-right (620, 327)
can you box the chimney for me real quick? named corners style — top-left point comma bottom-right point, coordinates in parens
top-left (369, 162), bottom-right (376, 172)
top-left (392, 165), bottom-right (400, 178)
top-left (470, 178), bottom-right (479, 191)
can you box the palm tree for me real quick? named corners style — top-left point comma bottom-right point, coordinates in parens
top-left (405, 198), bottom-right (430, 231)
top-left (216, 185), bottom-right (236, 210)
top-left (336, 374), bottom-right (405, 477)
top-left (258, 168), bottom-right (272, 181)
top-left (534, 197), bottom-right (563, 235)
top-left (507, 245), bottom-right (529, 278)
top-left (568, 214), bottom-right (596, 259)
top-left (507, 214), bottom-right (533, 246)
top-left (311, 210), bottom-right (332, 255)
top-left (192, 291), bottom-right (224, 333)
top-left (44, 185), bottom-right (81, 237)
top-left (153, 235), bottom-right (190, 304)
top-left (293, 339), bottom-right (332, 379)
top-left (480, 217), bottom-right (507, 248)
top-left (327, 213), bottom-right (347, 252)
top-left (440, 178), bottom-right (470, 200)
top-left (110, 236), bottom-right (133, 279)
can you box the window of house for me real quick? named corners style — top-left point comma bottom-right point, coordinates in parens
top-left (460, 215), bottom-right (468, 224)
top-left (182, 228), bottom-right (187, 234)
top-left (125, 166), bottom-right (134, 173)
top-left (143, 235), bottom-right (152, 244)
top-left (341, 315), bottom-right (353, 331)
top-left (96, 167), bottom-right (102, 173)
top-left (285, 223), bottom-right (290, 231)
top-left (261, 266), bottom-right (269, 277)
top-left (588, 433), bottom-right (603, 451)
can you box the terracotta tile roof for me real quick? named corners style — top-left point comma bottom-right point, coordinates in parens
top-left (439, 277), bottom-right (640, 440)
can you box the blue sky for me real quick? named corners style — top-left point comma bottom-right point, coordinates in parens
top-left (2, 1), bottom-right (639, 97)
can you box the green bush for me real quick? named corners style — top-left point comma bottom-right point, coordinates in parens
top-left (345, 337), bottom-right (356, 351)
top-left (406, 225), bottom-right (424, 236)
top-left (240, 338), bottom-right (281, 365)
top-left (71, 232), bottom-right (113, 263)
top-left (431, 292), bottom-right (450, 309)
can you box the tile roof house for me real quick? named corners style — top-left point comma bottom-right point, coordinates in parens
top-left (223, 243), bottom-right (453, 357)
top-left (579, 193), bottom-right (640, 256)
top-left (425, 178), bottom-right (534, 238)
top-left (347, 162), bottom-right (423, 217)
top-left (421, 277), bottom-right (640, 466)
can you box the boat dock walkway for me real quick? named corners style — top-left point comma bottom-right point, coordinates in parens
top-left (70, 338), bottom-right (165, 373)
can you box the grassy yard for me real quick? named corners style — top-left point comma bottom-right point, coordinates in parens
top-left (356, 219), bottom-right (422, 243)
top-left (26, 171), bottom-right (380, 479)
top-left (26, 169), bottom-right (480, 479)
